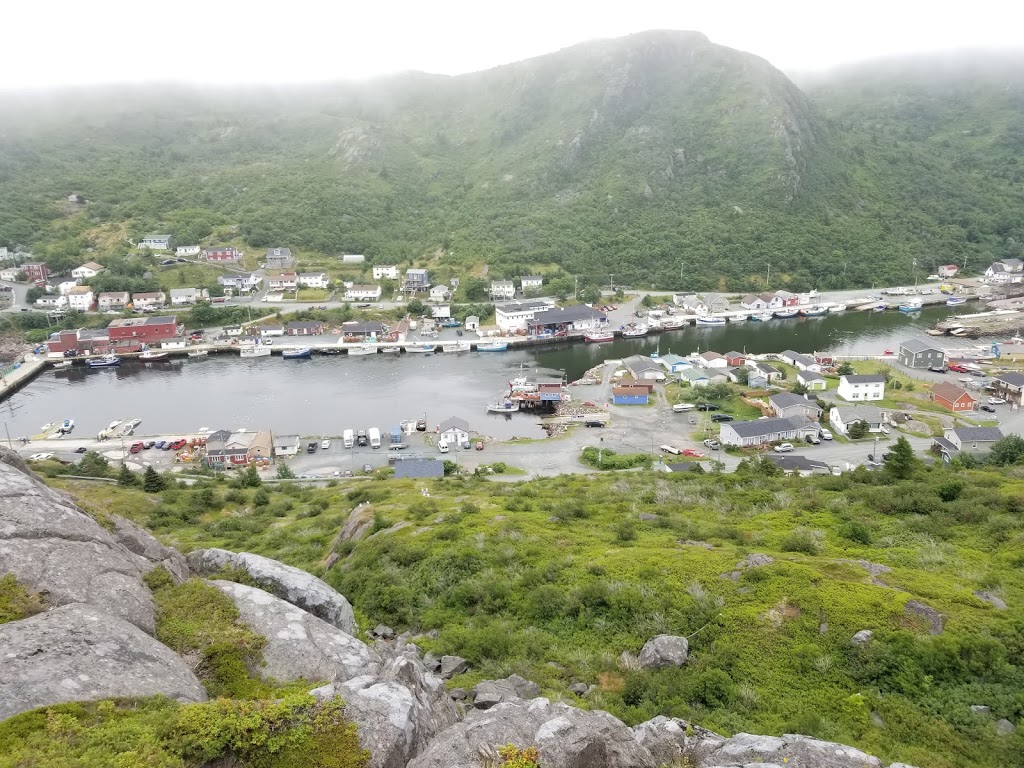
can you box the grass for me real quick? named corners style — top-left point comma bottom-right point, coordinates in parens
top-left (0, 574), bottom-right (45, 624)
top-left (297, 289), bottom-right (330, 301)
top-left (45, 464), bottom-right (1024, 768)
top-left (153, 262), bottom-right (225, 292)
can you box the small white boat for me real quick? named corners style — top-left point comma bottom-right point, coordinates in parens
top-left (405, 343), bottom-right (436, 353)
top-left (52, 361), bottom-right (72, 369)
top-left (442, 341), bottom-right (472, 353)
top-left (728, 314), bottom-right (748, 323)
top-left (380, 346), bottom-right (401, 354)
top-left (347, 344), bottom-right (378, 356)
top-left (87, 354), bottom-right (121, 368)
top-left (800, 305), bottom-right (828, 317)
top-left (40, 422), bottom-right (54, 432)
top-left (829, 304), bottom-right (847, 313)
top-left (57, 419), bottom-right (74, 434)
top-left (898, 299), bottom-right (923, 313)
top-left (239, 345), bottom-right (271, 358)
top-left (749, 312), bottom-right (774, 322)
top-left (187, 349), bottom-right (208, 358)
top-left (487, 400), bottom-right (520, 413)
top-left (108, 420), bottom-right (121, 430)
top-left (660, 318), bottom-right (687, 330)
top-left (584, 331), bottom-right (615, 342)
top-left (695, 316), bottom-right (726, 326)
top-left (773, 309), bottom-right (799, 319)
top-left (947, 296), bottom-right (967, 306)
top-left (477, 341), bottom-right (508, 352)
top-left (282, 347), bottom-right (312, 359)
top-left (621, 324), bottom-right (648, 338)
top-left (139, 349), bottom-right (169, 361)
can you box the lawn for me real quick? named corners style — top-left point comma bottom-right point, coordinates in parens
top-left (297, 289), bottom-right (330, 301)
top-left (153, 262), bottom-right (224, 292)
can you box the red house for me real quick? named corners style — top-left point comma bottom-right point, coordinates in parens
top-left (726, 351), bottom-right (745, 367)
top-left (46, 328), bottom-right (110, 356)
top-left (22, 262), bottom-right (48, 283)
top-left (203, 246), bottom-right (240, 262)
top-left (107, 315), bottom-right (180, 344)
top-left (931, 382), bottom-right (976, 413)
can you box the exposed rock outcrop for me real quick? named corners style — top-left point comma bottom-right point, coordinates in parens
top-left (109, 514), bottom-right (190, 582)
top-left (408, 697), bottom-right (659, 768)
top-left (903, 599), bottom-right (944, 635)
top-left (0, 456), bottom-right (155, 633)
top-left (637, 635), bottom-right (689, 669)
top-left (208, 580), bottom-right (379, 684)
top-left (471, 674), bottom-right (541, 710)
top-left (632, 716), bottom-right (724, 765)
top-left (0, 603), bottom-right (207, 720)
top-left (701, 732), bottom-right (885, 767)
top-left (186, 547), bottom-right (356, 634)
top-left (313, 652), bottom-right (458, 768)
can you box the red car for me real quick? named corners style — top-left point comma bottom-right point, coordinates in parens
top-left (129, 441), bottom-right (144, 454)
top-left (168, 439), bottom-right (187, 450)
top-left (682, 449), bottom-right (705, 458)
top-left (948, 364), bottom-right (969, 373)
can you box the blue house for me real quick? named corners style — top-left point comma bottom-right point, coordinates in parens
top-left (612, 385), bottom-right (649, 405)
top-left (658, 353), bottom-right (693, 374)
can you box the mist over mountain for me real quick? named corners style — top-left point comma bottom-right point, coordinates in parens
top-left (1, 30), bottom-right (1022, 291)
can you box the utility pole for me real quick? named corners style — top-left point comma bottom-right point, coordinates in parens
top-left (573, 275), bottom-right (578, 300)
top-left (3, 421), bottom-right (12, 450)
top-left (609, 275), bottom-right (614, 294)
top-left (766, 263), bottom-right (771, 289)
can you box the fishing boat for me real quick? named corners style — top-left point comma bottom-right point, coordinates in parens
top-left (946, 296), bottom-right (967, 306)
top-left (872, 303), bottom-right (888, 313)
top-left (772, 309), bottom-right (799, 319)
top-left (621, 324), bottom-right (648, 338)
top-left (585, 330), bottom-right (615, 342)
top-left (139, 349), bottom-right (169, 361)
top-left (380, 346), bottom-right (401, 354)
top-left (660, 317), bottom-right (687, 330)
top-left (187, 349), bottom-right (209, 358)
top-left (728, 313), bottom-right (748, 323)
top-left (477, 342), bottom-right (509, 352)
top-left (442, 341), bottom-right (472, 353)
top-left (749, 312), bottom-right (774, 322)
top-left (695, 316), bottom-right (726, 326)
top-left (829, 304), bottom-right (847, 313)
top-left (52, 360), bottom-right (73, 369)
top-left (487, 400), bottom-right (520, 413)
top-left (239, 345), bottom-right (271, 358)
top-left (800, 305), bottom-right (828, 317)
top-left (347, 343), bottom-right (378, 356)
top-left (87, 354), bottom-right (121, 368)
top-left (57, 419), bottom-right (74, 434)
top-left (898, 299), bottom-right (923, 313)
top-left (282, 347), bottom-right (312, 359)
top-left (404, 343), bottom-right (436, 354)
top-left (439, 320), bottom-right (462, 328)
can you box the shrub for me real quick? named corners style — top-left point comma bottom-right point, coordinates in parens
top-left (936, 478), bottom-right (965, 502)
top-left (614, 519), bottom-right (638, 543)
top-left (497, 745), bottom-right (541, 768)
top-left (780, 527), bottom-right (824, 555)
top-left (580, 447), bottom-right (652, 471)
top-left (839, 520), bottom-right (873, 545)
top-left (252, 489), bottom-right (270, 507)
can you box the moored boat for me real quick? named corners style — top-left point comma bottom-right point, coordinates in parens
top-left (442, 341), bottom-right (472, 353)
top-left (282, 347), bottom-right (312, 359)
top-left (139, 350), bottom-right (169, 361)
top-left (187, 349), bottom-right (209, 358)
top-left (53, 360), bottom-right (73, 369)
top-left (749, 312), bottom-right (774, 322)
top-left (829, 304), bottom-right (847, 313)
top-left (239, 345), bottom-right (271, 358)
top-left (57, 419), bottom-right (74, 434)
top-left (621, 323), bottom-right (648, 338)
top-left (772, 309), bottom-right (799, 319)
top-left (695, 316), bottom-right (726, 326)
top-left (898, 299), bottom-right (923, 313)
top-left (476, 342), bottom-right (509, 352)
top-left (347, 343), bottom-right (378, 356)
top-left (584, 330), bottom-right (615, 342)
top-left (487, 400), bottom-right (520, 413)
top-left (946, 296), bottom-right (967, 306)
top-left (87, 354), bottom-right (121, 368)
top-left (660, 317), bottom-right (687, 330)
top-left (800, 305), bottom-right (827, 317)
top-left (728, 314), bottom-right (748, 323)
top-left (404, 343), bottom-right (436, 354)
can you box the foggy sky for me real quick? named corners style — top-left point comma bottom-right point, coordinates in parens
top-left (5, 0), bottom-right (1022, 89)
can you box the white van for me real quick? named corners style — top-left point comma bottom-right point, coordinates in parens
top-left (437, 438), bottom-right (449, 454)
top-left (343, 429), bottom-right (354, 448)
top-left (368, 427), bottom-right (381, 449)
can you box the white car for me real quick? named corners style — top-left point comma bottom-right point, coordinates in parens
top-left (926, 274), bottom-right (940, 281)
top-left (28, 452), bottom-right (54, 461)
top-left (321, 438), bottom-right (331, 449)
top-left (820, 428), bottom-right (833, 441)
top-left (774, 443), bottom-right (795, 453)
top-left (672, 403), bottom-right (695, 413)
top-left (988, 397), bottom-right (1006, 405)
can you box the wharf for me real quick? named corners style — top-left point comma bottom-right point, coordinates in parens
top-left (935, 309), bottom-right (1024, 338)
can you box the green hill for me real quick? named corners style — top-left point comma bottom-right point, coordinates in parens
top-left (1, 32), bottom-right (1023, 291)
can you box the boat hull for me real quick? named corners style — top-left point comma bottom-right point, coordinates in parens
top-left (282, 349), bottom-right (312, 359)
top-left (487, 402), bottom-right (520, 413)
top-left (585, 333), bottom-right (615, 342)
top-left (87, 358), bottom-right (121, 368)
top-left (749, 313), bottom-right (773, 322)
top-left (347, 345), bottom-right (377, 356)
top-left (695, 318), bottom-right (726, 326)
top-left (240, 347), bottom-right (271, 358)
top-left (404, 345), bottom-right (436, 353)
top-left (773, 310), bottom-right (798, 319)
top-left (139, 352), bottom-right (169, 361)
top-left (477, 343), bottom-right (508, 352)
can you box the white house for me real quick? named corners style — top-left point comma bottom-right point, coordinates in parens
top-left (267, 272), bottom-right (298, 292)
top-left (720, 416), bottom-right (818, 447)
top-left (170, 288), bottom-right (207, 306)
top-left (658, 353), bottom-right (693, 374)
top-left (98, 291), bottom-right (130, 311)
top-left (57, 280), bottom-right (80, 295)
top-left (175, 245), bottom-right (201, 257)
top-left (131, 291), bottom-right (166, 310)
top-left (298, 272), bottom-right (329, 289)
top-left (66, 286), bottom-right (94, 311)
top-left (521, 275), bottom-right (543, 294)
top-left (429, 284), bottom-right (450, 302)
top-left (431, 304), bottom-right (452, 319)
top-left (438, 416), bottom-right (470, 446)
top-left (0, 268), bottom-right (20, 281)
top-left (746, 361), bottom-right (783, 383)
top-left (35, 294), bottom-right (67, 309)
top-left (779, 350), bottom-right (822, 372)
top-left (829, 406), bottom-right (885, 436)
top-left (218, 273), bottom-right (262, 292)
top-left (797, 370), bottom-right (827, 391)
top-left (344, 284), bottom-right (383, 301)
top-left (0, 247), bottom-right (8, 260)
top-left (273, 435), bottom-right (301, 457)
top-left (137, 235), bottom-right (172, 250)
top-left (838, 374), bottom-right (886, 402)
top-left (372, 265), bottom-right (400, 280)
top-left (740, 294), bottom-right (770, 311)
top-left (71, 261), bottom-right (104, 280)
top-left (796, 290), bottom-right (820, 306)
top-left (697, 351), bottom-right (728, 369)
top-left (490, 280), bottom-right (516, 300)
top-left (494, 299), bottom-right (556, 333)
top-left (265, 247), bottom-right (294, 269)
top-left (464, 315), bottom-right (480, 332)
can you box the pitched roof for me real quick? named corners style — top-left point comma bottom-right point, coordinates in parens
top-left (78, 261), bottom-right (104, 271)
top-left (842, 374), bottom-right (886, 384)
top-left (680, 368), bottom-right (711, 381)
top-left (950, 426), bottom-right (1004, 443)
top-left (900, 338), bottom-right (942, 353)
top-left (726, 351), bottom-right (744, 359)
top-left (726, 417), bottom-right (803, 438)
top-left (393, 459), bottom-right (445, 479)
top-left (530, 305), bottom-right (605, 325)
top-left (700, 351), bottom-right (725, 360)
top-left (439, 416), bottom-right (470, 433)
top-left (769, 392), bottom-right (822, 412)
top-left (658, 353), bottom-right (689, 367)
top-left (832, 405), bottom-right (883, 423)
top-left (755, 363), bottom-right (780, 375)
top-left (766, 454), bottom-right (829, 472)
top-left (613, 386), bottom-right (650, 396)
top-left (273, 434), bottom-right (300, 449)
top-left (931, 382), bottom-right (974, 403)
top-left (797, 370), bottom-right (825, 382)
top-left (622, 355), bottom-right (663, 373)
top-left (996, 372), bottom-right (1024, 388)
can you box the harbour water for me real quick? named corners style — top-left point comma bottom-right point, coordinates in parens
top-left (0, 305), bottom-right (973, 440)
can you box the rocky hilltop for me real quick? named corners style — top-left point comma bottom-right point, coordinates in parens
top-left (0, 450), bottom-right (918, 767)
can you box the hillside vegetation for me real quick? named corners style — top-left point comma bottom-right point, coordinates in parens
top-left (1, 33), bottom-right (1023, 292)
top-left (46, 456), bottom-right (1024, 768)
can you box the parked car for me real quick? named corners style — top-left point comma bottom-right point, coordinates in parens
top-left (321, 438), bottom-right (331, 449)
top-left (130, 442), bottom-right (144, 454)
top-left (981, 404), bottom-right (996, 413)
top-left (988, 397), bottom-right (1006, 405)
top-left (169, 439), bottom-right (187, 450)
top-left (711, 414), bottom-right (734, 423)
top-left (703, 439), bottom-right (721, 450)
top-left (28, 452), bottom-right (54, 461)
top-left (672, 403), bottom-right (695, 413)
top-left (154, 441), bottom-right (166, 449)
top-left (73, 446), bottom-right (88, 453)
top-left (584, 420), bottom-right (605, 428)
top-left (805, 434), bottom-right (821, 445)
top-left (929, 365), bottom-right (947, 373)
top-left (307, 442), bottom-right (318, 453)
top-left (682, 449), bottom-right (705, 458)
top-left (357, 303), bottom-right (371, 308)
top-left (774, 443), bottom-right (795, 453)
top-left (356, 430), bottom-right (368, 447)
top-left (143, 440), bottom-right (155, 449)
top-left (362, 463), bottom-right (373, 474)
top-left (948, 364), bottom-right (969, 373)
top-left (820, 428), bottom-right (833, 441)
top-left (696, 403), bottom-right (720, 411)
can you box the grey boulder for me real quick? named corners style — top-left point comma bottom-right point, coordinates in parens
top-left (471, 674), bottom-right (541, 709)
top-left (996, 718), bottom-right (1016, 735)
top-left (638, 635), bottom-right (689, 669)
top-left (851, 629), bottom-right (874, 646)
top-left (632, 716), bottom-right (724, 765)
top-left (109, 514), bottom-right (190, 582)
top-left (439, 654), bottom-right (469, 679)
top-left (701, 733), bottom-right (883, 767)
top-left (313, 654), bottom-right (458, 768)
top-left (0, 459), bottom-right (155, 633)
top-left (0, 603), bottom-right (206, 721)
top-left (407, 697), bottom-right (658, 768)
top-left (186, 547), bottom-right (356, 634)
top-left (208, 580), bottom-right (379, 684)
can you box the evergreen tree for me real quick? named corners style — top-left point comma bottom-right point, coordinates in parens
top-left (143, 465), bottom-right (166, 493)
top-left (116, 464), bottom-right (138, 487)
top-left (989, 435), bottom-right (1024, 466)
top-left (240, 464), bottom-right (262, 488)
top-left (848, 420), bottom-right (869, 439)
top-left (837, 362), bottom-right (855, 376)
top-left (885, 436), bottom-right (919, 480)
top-left (276, 462), bottom-right (295, 480)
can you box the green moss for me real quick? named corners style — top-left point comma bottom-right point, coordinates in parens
top-left (0, 695), bottom-right (370, 768)
top-left (0, 574), bottom-right (45, 624)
